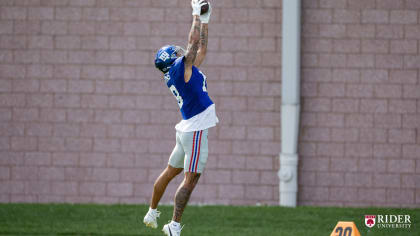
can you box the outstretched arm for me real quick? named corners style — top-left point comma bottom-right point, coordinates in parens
top-left (184, 1), bottom-right (202, 83)
top-left (194, 2), bottom-right (211, 68)
top-left (193, 23), bottom-right (208, 68)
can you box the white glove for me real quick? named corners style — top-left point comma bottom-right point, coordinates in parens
top-left (191, 0), bottom-right (201, 16)
top-left (200, 1), bottom-right (212, 23)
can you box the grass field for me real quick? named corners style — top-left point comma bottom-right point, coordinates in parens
top-left (0, 203), bottom-right (418, 236)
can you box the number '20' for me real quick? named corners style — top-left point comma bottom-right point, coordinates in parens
top-left (335, 227), bottom-right (352, 236)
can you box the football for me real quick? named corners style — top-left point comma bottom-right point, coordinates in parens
top-left (201, 0), bottom-right (209, 15)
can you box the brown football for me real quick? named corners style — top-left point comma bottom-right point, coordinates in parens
top-left (201, 0), bottom-right (209, 15)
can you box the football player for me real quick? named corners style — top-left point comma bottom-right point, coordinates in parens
top-left (143, 1), bottom-right (217, 235)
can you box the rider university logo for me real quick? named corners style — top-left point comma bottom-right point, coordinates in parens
top-left (365, 215), bottom-right (376, 228)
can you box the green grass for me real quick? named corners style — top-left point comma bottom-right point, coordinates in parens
top-left (0, 204), bottom-right (418, 235)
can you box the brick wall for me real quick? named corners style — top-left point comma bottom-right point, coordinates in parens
top-left (0, 0), bottom-right (418, 207)
top-left (299, 0), bottom-right (419, 207)
top-left (0, 0), bottom-right (281, 205)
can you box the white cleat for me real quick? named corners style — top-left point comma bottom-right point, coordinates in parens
top-left (143, 209), bottom-right (161, 229)
top-left (162, 223), bottom-right (183, 236)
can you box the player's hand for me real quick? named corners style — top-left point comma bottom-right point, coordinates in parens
top-left (191, 0), bottom-right (201, 16)
top-left (200, 1), bottom-right (212, 24)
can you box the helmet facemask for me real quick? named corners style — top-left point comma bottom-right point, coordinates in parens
top-left (174, 46), bottom-right (186, 58)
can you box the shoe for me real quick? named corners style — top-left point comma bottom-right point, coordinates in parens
top-left (143, 209), bottom-right (161, 229)
top-left (162, 223), bottom-right (183, 236)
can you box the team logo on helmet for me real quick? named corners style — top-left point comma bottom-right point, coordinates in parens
top-left (365, 215), bottom-right (376, 228)
top-left (159, 51), bottom-right (171, 61)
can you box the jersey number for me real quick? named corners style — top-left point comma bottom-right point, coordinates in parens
top-left (169, 71), bottom-right (208, 109)
top-left (170, 85), bottom-right (183, 108)
top-left (199, 71), bottom-right (208, 92)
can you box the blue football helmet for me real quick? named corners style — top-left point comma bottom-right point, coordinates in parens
top-left (155, 45), bottom-right (181, 73)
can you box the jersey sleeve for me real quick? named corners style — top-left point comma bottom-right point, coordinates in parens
top-left (169, 56), bottom-right (185, 84)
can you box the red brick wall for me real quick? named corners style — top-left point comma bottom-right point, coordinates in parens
top-left (299, 0), bottom-right (419, 207)
top-left (0, 0), bottom-right (418, 207)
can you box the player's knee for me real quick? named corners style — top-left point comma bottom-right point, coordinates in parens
top-left (168, 168), bottom-right (183, 180)
top-left (167, 167), bottom-right (183, 179)
top-left (183, 173), bottom-right (201, 188)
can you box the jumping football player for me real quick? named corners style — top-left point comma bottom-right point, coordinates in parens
top-left (143, 1), bottom-right (217, 235)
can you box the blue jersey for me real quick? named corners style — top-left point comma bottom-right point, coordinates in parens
top-left (165, 56), bottom-right (214, 120)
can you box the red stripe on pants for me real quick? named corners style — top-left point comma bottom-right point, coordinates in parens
top-left (188, 131), bottom-right (196, 172)
top-left (194, 131), bottom-right (203, 173)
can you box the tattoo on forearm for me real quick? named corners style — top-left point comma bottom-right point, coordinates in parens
top-left (200, 24), bottom-right (208, 49)
top-left (186, 17), bottom-right (201, 64)
top-left (187, 43), bottom-right (199, 64)
top-left (174, 187), bottom-right (191, 222)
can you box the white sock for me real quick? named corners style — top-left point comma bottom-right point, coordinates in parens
top-left (170, 220), bottom-right (181, 229)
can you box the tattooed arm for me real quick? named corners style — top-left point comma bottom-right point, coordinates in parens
top-left (184, 15), bottom-right (201, 83)
top-left (193, 23), bottom-right (208, 68)
top-left (194, 1), bottom-right (211, 68)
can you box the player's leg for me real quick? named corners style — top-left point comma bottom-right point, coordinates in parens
top-left (173, 172), bottom-right (201, 222)
top-left (144, 166), bottom-right (182, 229)
top-left (150, 165), bottom-right (183, 209)
top-left (144, 132), bottom-right (184, 229)
top-left (172, 129), bottom-right (209, 221)
top-left (163, 130), bottom-right (209, 235)
top-left (162, 172), bottom-right (201, 235)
